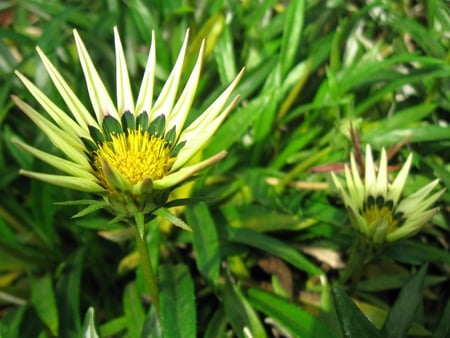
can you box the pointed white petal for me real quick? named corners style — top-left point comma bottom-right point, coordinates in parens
top-left (13, 138), bottom-right (94, 179)
top-left (388, 152), bottom-right (413, 205)
top-left (12, 96), bottom-right (89, 167)
top-left (15, 71), bottom-right (89, 139)
top-left (73, 29), bottom-right (118, 123)
top-left (364, 144), bottom-right (376, 196)
top-left (172, 95), bottom-right (239, 171)
top-left (375, 148), bottom-right (388, 196)
top-left (149, 30), bottom-right (190, 121)
top-left (166, 39), bottom-right (205, 138)
top-left (172, 68), bottom-right (244, 171)
top-left (349, 153), bottom-right (365, 207)
top-left (154, 151), bottom-right (227, 189)
top-left (135, 30), bottom-right (156, 116)
top-left (331, 171), bottom-right (354, 208)
top-left (387, 208), bottom-right (438, 242)
top-left (114, 27), bottom-right (134, 115)
top-left (20, 170), bottom-right (104, 193)
top-left (35, 47), bottom-right (98, 129)
top-left (397, 180), bottom-right (443, 216)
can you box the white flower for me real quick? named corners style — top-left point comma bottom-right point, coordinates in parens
top-left (12, 27), bottom-right (243, 216)
top-left (331, 145), bottom-right (445, 243)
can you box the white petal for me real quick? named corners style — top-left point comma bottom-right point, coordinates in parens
top-left (166, 39), bottom-right (205, 139)
top-left (364, 144), bottom-right (376, 196)
top-left (172, 68), bottom-right (244, 171)
top-left (73, 29), bottom-right (118, 123)
top-left (388, 152), bottom-right (413, 205)
top-left (20, 170), bottom-right (104, 193)
top-left (387, 208), bottom-right (438, 242)
top-left (35, 47), bottom-right (99, 129)
top-left (349, 153), bottom-right (364, 207)
top-left (375, 148), bottom-right (388, 196)
top-left (149, 30), bottom-right (190, 121)
top-left (13, 138), bottom-right (94, 179)
top-left (396, 180), bottom-right (443, 216)
top-left (114, 27), bottom-right (134, 115)
top-left (12, 96), bottom-right (89, 167)
top-left (154, 151), bottom-right (227, 189)
top-left (15, 71), bottom-right (89, 139)
top-left (135, 30), bottom-right (156, 116)
top-left (173, 95), bottom-right (239, 171)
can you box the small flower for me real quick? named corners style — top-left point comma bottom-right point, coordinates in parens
top-left (331, 145), bottom-right (445, 244)
top-left (12, 28), bottom-right (244, 218)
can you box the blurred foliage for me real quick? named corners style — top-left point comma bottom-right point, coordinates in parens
top-left (0, 0), bottom-right (449, 337)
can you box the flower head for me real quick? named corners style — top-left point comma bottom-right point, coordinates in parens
top-left (13, 28), bottom-right (243, 218)
top-left (331, 145), bottom-right (445, 244)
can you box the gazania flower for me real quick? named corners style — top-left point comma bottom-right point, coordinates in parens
top-left (12, 27), bottom-right (243, 218)
top-left (331, 145), bottom-right (445, 244)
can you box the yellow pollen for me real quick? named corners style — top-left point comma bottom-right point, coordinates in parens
top-left (362, 204), bottom-right (399, 233)
top-left (93, 130), bottom-right (173, 186)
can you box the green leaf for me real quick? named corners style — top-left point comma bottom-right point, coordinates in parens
top-left (153, 207), bottom-right (191, 231)
top-left (246, 287), bottom-right (336, 337)
top-left (332, 286), bottom-right (381, 338)
top-left (204, 307), bottom-right (227, 338)
top-left (185, 203), bottom-right (220, 285)
top-left (279, 0), bottom-right (305, 77)
top-left (123, 283), bottom-right (145, 338)
top-left (160, 264), bottom-right (196, 338)
top-left (226, 227), bottom-right (322, 275)
top-left (30, 274), bottom-right (59, 336)
top-left (223, 276), bottom-right (267, 338)
top-left (381, 265), bottom-right (428, 338)
top-left (56, 249), bottom-right (84, 337)
top-left (434, 294), bottom-right (450, 338)
top-left (82, 307), bottom-right (99, 338)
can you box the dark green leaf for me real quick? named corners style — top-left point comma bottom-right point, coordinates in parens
top-left (185, 203), bottom-right (221, 285)
top-left (30, 273), bottom-right (59, 336)
top-left (123, 283), bottom-right (145, 337)
top-left (160, 264), bottom-right (196, 338)
top-left (332, 286), bottom-right (381, 338)
top-left (381, 265), bottom-right (428, 338)
top-left (247, 287), bottom-right (336, 337)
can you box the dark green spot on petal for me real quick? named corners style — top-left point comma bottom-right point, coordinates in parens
top-left (149, 114), bottom-right (166, 137)
top-left (170, 140), bottom-right (186, 157)
top-left (102, 115), bottom-right (123, 141)
top-left (88, 125), bottom-right (105, 144)
top-left (136, 111), bottom-right (149, 131)
top-left (121, 111), bottom-right (136, 133)
top-left (164, 126), bottom-right (177, 146)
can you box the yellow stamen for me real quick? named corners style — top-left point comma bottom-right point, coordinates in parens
top-left (362, 203), bottom-right (399, 233)
top-left (93, 130), bottom-right (173, 187)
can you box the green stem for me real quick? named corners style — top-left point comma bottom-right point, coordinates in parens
top-left (134, 225), bottom-right (160, 317)
top-left (339, 237), bottom-right (371, 295)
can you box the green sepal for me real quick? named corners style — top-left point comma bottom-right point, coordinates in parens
top-left (55, 199), bottom-right (103, 206)
top-left (121, 110), bottom-right (136, 132)
top-left (170, 140), bottom-right (186, 157)
top-left (153, 207), bottom-right (191, 231)
top-left (72, 201), bottom-right (109, 218)
top-left (102, 115), bottom-right (123, 141)
top-left (164, 126), bottom-right (177, 146)
top-left (149, 114), bottom-right (166, 137)
top-left (88, 125), bottom-right (105, 144)
top-left (136, 111), bottom-right (149, 131)
top-left (135, 212), bottom-right (145, 239)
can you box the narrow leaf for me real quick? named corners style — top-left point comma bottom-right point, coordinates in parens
top-left (30, 274), bottom-right (59, 336)
top-left (160, 264), bottom-right (196, 338)
top-left (82, 307), bottom-right (99, 338)
top-left (332, 286), bottom-right (380, 338)
top-left (381, 264), bottom-right (428, 338)
top-left (123, 283), bottom-right (145, 338)
top-left (185, 203), bottom-right (220, 285)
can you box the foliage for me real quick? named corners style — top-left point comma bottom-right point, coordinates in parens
top-left (0, 0), bottom-right (449, 337)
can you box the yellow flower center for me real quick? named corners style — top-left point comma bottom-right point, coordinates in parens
top-left (362, 195), bottom-right (404, 233)
top-left (93, 130), bottom-right (173, 187)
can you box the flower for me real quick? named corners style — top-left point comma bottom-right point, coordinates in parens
top-left (12, 27), bottom-right (244, 218)
top-left (331, 145), bottom-right (445, 244)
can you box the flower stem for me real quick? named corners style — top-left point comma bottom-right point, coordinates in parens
top-left (134, 225), bottom-right (160, 317)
